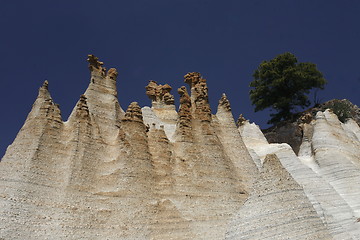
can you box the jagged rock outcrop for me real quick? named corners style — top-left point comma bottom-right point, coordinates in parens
top-left (145, 80), bottom-right (175, 106)
top-left (184, 72), bottom-right (212, 122)
top-left (218, 93), bottom-right (231, 111)
top-left (1, 55), bottom-right (359, 239)
top-left (175, 86), bottom-right (192, 141)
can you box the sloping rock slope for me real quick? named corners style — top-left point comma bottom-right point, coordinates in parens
top-left (238, 111), bottom-right (360, 239)
top-left (0, 55), bottom-right (358, 239)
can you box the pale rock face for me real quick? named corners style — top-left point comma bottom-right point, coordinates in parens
top-left (239, 116), bottom-right (360, 239)
top-left (312, 110), bottom-right (360, 218)
top-left (1, 56), bottom-right (359, 239)
top-left (226, 154), bottom-right (333, 240)
top-left (0, 64), bottom-right (253, 239)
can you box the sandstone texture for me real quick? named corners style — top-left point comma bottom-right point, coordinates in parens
top-left (1, 55), bottom-right (359, 239)
top-left (239, 113), bottom-right (360, 239)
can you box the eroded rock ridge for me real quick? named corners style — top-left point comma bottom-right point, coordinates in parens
top-left (1, 55), bottom-right (359, 239)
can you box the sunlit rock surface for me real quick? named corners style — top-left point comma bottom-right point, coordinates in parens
top-left (1, 55), bottom-right (359, 239)
top-left (239, 114), bottom-right (360, 239)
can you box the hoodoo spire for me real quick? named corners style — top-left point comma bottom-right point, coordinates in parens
top-left (24, 80), bottom-right (62, 122)
top-left (87, 54), bottom-right (104, 72)
top-left (176, 86), bottom-right (192, 140)
top-left (145, 80), bottom-right (175, 106)
top-left (218, 93), bottom-right (231, 112)
top-left (183, 72), bottom-right (211, 122)
top-left (68, 54), bottom-right (124, 140)
top-left (37, 80), bottom-right (51, 100)
top-left (87, 54), bottom-right (118, 81)
top-left (122, 102), bottom-right (144, 123)
top-left (75, 94), bottom-right (90, 120)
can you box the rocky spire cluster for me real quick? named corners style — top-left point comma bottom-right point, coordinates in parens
top-left (75, 95), bottom-right (90, 120)
top-left (145, 80), bottom-right (175, 105)
top-left (2, 54), bottom-right (350, 240)
top-left (87, 54), bottom-right (118, 80)
top-left (218, 93), bottom-right (231, 112)
top-left (236, 114), bottom-right (247, 127)
top-left (122, 102), bottom-right (144, 123)
top-left (177, 86), bottom-right (192, 138)
top-left (184, 72), bottom-right (212, 122)
top-left (37, 80), bottom-right (62, 124)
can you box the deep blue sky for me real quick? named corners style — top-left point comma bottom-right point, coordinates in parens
top-left (1, 0), bottom-right (360, 157)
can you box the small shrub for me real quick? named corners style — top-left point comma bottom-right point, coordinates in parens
top-left (323, 100), bottom-right (352, 123)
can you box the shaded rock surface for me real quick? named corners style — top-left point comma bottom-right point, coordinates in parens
top-left (262, 99), bottom-right (360, 154)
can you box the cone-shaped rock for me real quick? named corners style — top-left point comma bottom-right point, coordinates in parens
top-left (69, 54), bottom-right (124, 142)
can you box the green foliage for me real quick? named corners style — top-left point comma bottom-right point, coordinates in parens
top-left (323, 100), bottom-right (352, 123)
top-left (250, 52), bottom-right (327, 124)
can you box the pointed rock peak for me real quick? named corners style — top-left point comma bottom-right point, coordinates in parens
top-left (48, 103), bottom-right (63, 124)
top-left (26, 80), bottom-right (64, 122)
top-left (75, 94), bottom-right (90, 119)
top-left (87, 54), bottom-right (104, 71)
top-left (87, 54), bottom-right (118, 82)
top-left (184, 72), bottom-right (201, 87)
top-left (178, 86), bottom-right (191, 105)
top-left (183, 72), bottom-right (208, 99)
top-left (184, 72), bottom-right (211, 121)
top-left (42, 80), bottom-right (49, 89)
top-left (177, 86), bottom-right (192, 138)
top-left (145, 80), bottom-right (158, 102)
top-left (145, 80), bottom-right (174, 105)
top-left (236, 114), bottom-right (247, 127)
top-left (218, 93), bottom-right (231, 111)
top-left (87, 54), bottom-right (106, 77)
top-left (122, 102), bottom-right (144, 122)
top-left (38, 80), bottom-right (51, 100)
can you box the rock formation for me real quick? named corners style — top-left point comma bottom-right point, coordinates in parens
top-left (143, 81), bottom-right (178, 142)
top-left (1, 55), bottom-right (359, 239)
top-left (184, 72), bottom-right (212, 122)
top-left (176, 86), bottom-right (192, 141)
top-left (239, 112), bottom-right (360, 239)
top-left (145, 80), bottom-right (175, 106)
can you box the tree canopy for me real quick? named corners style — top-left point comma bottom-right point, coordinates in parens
top-left (250, 52), bottom-right (327, 124)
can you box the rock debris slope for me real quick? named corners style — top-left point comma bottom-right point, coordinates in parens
top-left (1, 55), bottom-right (359, 239)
